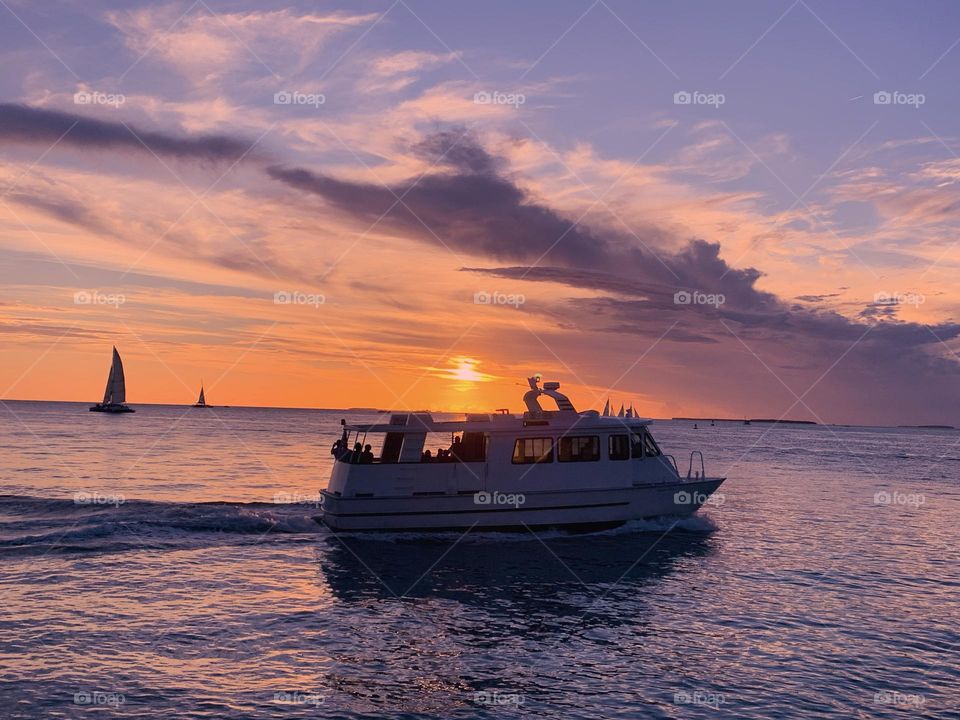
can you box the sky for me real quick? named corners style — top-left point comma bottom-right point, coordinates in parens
top-left (2, 0), bottom-right (960, 424)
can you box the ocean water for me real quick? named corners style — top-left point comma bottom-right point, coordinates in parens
top-left (0, 401), bottom-right (957, 719)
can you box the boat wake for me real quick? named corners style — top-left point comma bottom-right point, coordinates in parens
top-left (0, 494), bottom-right (324, 557)
top-left (1, 494), bottom-right (719, 557)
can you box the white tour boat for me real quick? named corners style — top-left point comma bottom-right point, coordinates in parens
top-left (318, 377), bottom-right (725, 532)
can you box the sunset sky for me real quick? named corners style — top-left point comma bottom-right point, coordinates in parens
top-left (3, 0), bottom-right (960, 423)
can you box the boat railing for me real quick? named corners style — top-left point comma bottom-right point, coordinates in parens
top-left (686, 450), bottom-right (706, 479)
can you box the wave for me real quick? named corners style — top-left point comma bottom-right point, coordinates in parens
top-left (0, 494), bottom-right (325, 557)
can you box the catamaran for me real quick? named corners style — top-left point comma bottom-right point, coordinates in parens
top-left (89, 347), bottom-right (134, 413)
top-left (318, 376), bottom-right (725, 532)
top-left (193, 384), bottom-right (211, 408)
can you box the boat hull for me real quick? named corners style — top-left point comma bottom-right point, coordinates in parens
top-left (89, 404), bottom-right (135, 413)
top-left (318, 477), bottom-right (724, 532)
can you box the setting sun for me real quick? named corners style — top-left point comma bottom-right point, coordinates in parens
top-left (435, 357), bottom-right (495, 386)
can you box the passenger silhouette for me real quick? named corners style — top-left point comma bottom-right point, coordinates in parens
top-left (359, 444), bottom-right (375, 464)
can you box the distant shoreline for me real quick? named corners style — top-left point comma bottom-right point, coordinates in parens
top-left (897, 424), bottom-right (956, 430)
top-left (1, 400), bottom-right (955, 429)
top-left (672, 417), bottom-right (818, 425)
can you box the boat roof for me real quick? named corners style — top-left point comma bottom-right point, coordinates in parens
top-left (342, 377), bottom-right (652, 434)
top-left (344, 411), bottom-right (652, 434)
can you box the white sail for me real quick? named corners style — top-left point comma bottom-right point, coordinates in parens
top-left (197, 386), bottom-right (205, 405)
top-left (110, 347), bottom-right (126, 405)
top-left (617, 403), bottom-right (625, 418)
top-left (602, 398), bottom-right (611, 416)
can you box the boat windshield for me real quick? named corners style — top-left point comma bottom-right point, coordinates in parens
top-left (631, 429), bottom-right (661, 457)
top-left (334, 429), bottom-right (487, 464)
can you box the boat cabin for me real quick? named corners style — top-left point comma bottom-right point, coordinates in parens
top-left (320, 377), bottom-right (721, 530)
top-left (332, 376), bottom-right (662, 465)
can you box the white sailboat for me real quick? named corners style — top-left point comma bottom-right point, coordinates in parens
top-left (192, 383), bottom-right (211, 408)
top-left (90, 347), bottom-right (134, 413)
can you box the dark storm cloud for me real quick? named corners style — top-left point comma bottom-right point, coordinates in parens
top-left (267, 161), bottom-right (616, 264)
top-left (268, 127), bottom-right (677, 268)
top-left (471, 264), bottom-right (960, 349)
top-left (268, 129), bottom-right (775, 313)
top-left (268, 128), bottom-right (960, 369)
top-left (0, 104), bottom-right (253, 162)
top-left (859, 302), bottom-right (899, 320)
top-left (411, 128), bottom-right (501, 174)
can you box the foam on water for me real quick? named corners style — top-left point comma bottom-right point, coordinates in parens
top-left (0, 495), bottom-right (325, 556)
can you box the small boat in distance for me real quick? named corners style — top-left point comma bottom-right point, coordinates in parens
top-left (318, 376), bottom-right (725, 532)
top-left (89, 347), bottom-right (134, 413)
top-left (192, 384), bottom-right (211, 408)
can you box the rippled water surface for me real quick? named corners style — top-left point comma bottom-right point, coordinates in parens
top-left (1, 401), bottom-right (958, 718)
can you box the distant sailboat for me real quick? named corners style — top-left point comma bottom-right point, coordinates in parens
top-left (193, 383), bottom-right (211, 408)
top-left (89, 347), bottom-right (134, 413)
top-left (602, 398), bottom-right (611, 417)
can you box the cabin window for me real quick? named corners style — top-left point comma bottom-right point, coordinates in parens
top-left (457, 432), bottom-right (487, 462)
top-left (609, 434), bottom-right (630, 461)
top-left (380, 433), bottom-right (403, 463)
top-left (558, 435), bottom-right (600, 462)
top-left (630, 429), bottom-right (662, 458)
top-left (512, 437), bottom-right (554, 464)
top-left (643, 430), bottom-right (662, 457)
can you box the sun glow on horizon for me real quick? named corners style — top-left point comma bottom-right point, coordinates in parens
top-left (431, 356), bottom-right (496, 388)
